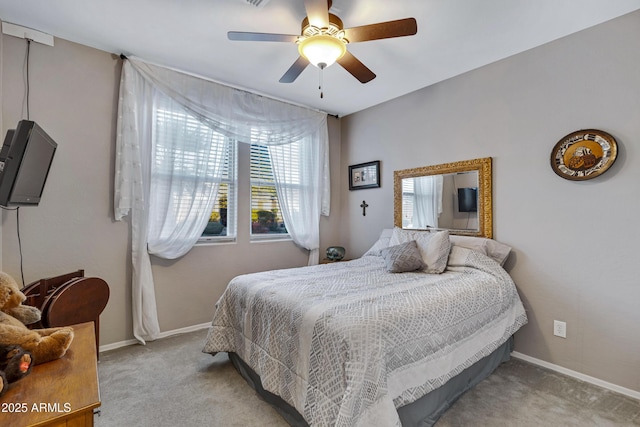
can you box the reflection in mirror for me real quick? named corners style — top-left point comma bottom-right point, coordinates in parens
top-left (394, 158), bottom-right (492, 238)
top-left (402, 172), bottom-right (478, 231)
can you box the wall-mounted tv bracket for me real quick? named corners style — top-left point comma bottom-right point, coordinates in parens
top-left (2, 22), bottom-right (54, 46)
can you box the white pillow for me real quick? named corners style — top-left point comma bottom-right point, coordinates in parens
top-left (363, 228), bottom-right (393, 257)
top-left (388, 227), bottom-right (450, 274)
top-left (449, 235), bottom-right (511, 266)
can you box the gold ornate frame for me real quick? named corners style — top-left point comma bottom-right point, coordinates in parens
top-left (393, 157), bottom-right (493, 238)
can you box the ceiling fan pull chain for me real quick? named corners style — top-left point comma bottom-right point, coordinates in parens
top-left (319, 63), bottom-right (324, 98)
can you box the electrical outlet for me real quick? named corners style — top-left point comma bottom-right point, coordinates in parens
top-left (554, 320), bottom-right (567, 338)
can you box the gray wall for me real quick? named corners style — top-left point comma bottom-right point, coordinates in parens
top-left (340, 12), bottom-right (640, 392)
top-left (0, 35), bottom-right (342, 347)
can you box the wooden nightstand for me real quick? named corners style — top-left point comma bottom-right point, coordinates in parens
top-left (320, 258), bottom-right (351, 264)
top-left (0, 322), bottom-right (100, 427)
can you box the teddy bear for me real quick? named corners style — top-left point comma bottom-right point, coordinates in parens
top-left (0, 271), bottom-right (74, 365)
top-left (0, 344), bottom-right (33, 396)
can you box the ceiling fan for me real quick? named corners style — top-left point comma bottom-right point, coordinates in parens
top-left (228, 0), bottom-right (417, 86)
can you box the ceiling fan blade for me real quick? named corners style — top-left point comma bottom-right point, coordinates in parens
top-left (279, 56), bottom-right (310, 83)
top-left (304, 0), bottom-right (329, 28)
top-left (343, 18), bottom-right (417, 43)
top-left (336, 51), bottom-right (376, 83)
top-left (228, 31), bottom-right (299, 43)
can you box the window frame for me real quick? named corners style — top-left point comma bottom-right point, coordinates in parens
top-left (197, 139), bottom-right (238, 244)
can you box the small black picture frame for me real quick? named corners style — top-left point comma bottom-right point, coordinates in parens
top-left (349, 160), bottom-right (380, 190)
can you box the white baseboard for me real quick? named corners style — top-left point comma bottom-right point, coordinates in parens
top-left (511, 351), bottom-right (640, 401)
top-left (98, 322), bottom-right (211, 353)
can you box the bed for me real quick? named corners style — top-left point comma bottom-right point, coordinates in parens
top-left (203, 229), bottom-right (527, 426)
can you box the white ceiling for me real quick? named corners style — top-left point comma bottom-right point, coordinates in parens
top-left (0, 0), bottom-right (639, 117)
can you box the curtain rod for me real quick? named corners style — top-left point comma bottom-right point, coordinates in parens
top-left (118, 53), bottom-right (339, 119)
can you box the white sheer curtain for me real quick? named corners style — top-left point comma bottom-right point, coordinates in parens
top-left (115, 58), bottom-right (329, 343)
top-left (269, 132), bottom-right (328, 265)
top-left (147, 95), bottom-right (228, 258)
top-left (412, 175), bottom-right (443, 228)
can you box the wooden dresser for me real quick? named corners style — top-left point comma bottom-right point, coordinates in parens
top-left (0, 322), bottom-right (101, 427)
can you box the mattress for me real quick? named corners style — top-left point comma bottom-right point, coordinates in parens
top-left (203, 246), bottom-right (527, 426)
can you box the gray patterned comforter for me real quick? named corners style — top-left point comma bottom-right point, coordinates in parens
top-left (203, 247), bottom-right (527, 426)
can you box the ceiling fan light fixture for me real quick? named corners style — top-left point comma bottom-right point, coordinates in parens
top-left (298, 34), bottom-right (347, 69)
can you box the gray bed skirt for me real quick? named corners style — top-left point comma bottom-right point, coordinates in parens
top-left (228, 336), bottom-right (514, 427)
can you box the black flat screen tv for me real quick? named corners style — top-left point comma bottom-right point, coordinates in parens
top-left (457, 187), bottom-right (478, 213)
top-left (0, 120), bottom-right (57, 207)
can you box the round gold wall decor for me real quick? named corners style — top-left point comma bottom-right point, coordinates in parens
top-left (550, 129), bottom-right (618, 180)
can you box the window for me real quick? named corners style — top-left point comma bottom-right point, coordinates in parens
top-left (401, 178), bottom-right (415, 228)
top-left (199, 140), bottom-right (237, 242)
top-left (151, 101), bottom-right (238, 245)
top-left (250, 144), bottom-right (288, 239)
top-left (401, 175), bottom-right (443, 229)
top-left (152, 102), bottom-right (299, 245)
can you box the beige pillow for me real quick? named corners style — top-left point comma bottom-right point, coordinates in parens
top-left (389, 227), bottom-right (450, 274)
top-left (363, 228), bottom-right (393, 257)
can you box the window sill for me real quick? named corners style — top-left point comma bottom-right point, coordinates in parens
top-left (250, 235), bottom-right (292, 244)
top-left (196, 236), bottom-right (236, 246)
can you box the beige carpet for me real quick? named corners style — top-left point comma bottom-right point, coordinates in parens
top-left (95, 329), bottom-right (640, 427)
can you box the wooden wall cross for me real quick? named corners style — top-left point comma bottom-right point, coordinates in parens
top-left (360, 200), bottom-right (369, 216)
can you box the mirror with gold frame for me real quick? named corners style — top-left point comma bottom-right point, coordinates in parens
top-left (393, 157), bottom-right (492, 238)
